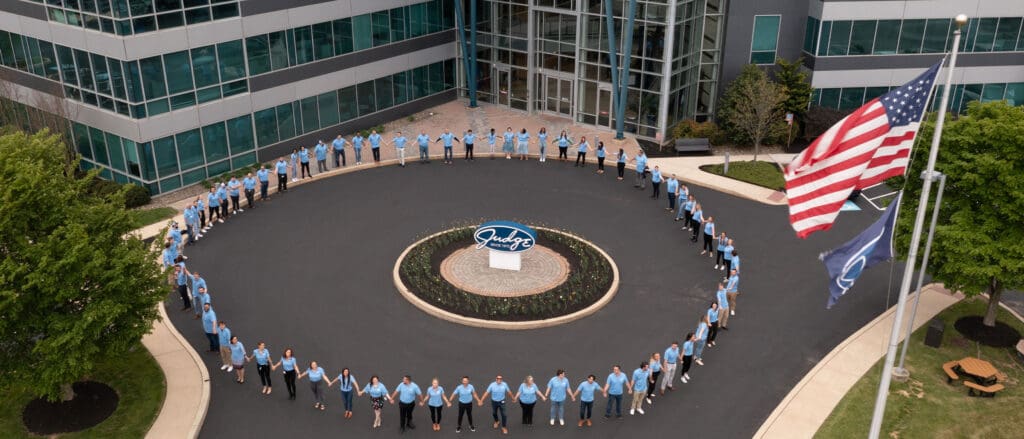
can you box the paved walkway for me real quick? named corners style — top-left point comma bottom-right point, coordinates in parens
top-left (754, 284), bottom-right (963, 439)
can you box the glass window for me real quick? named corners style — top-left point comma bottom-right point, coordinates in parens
top-left (312, 22), bottom-right (333, 60)
top-left (159, 176), bottom-right (181, 192)
top-left (246, 35), bottom-right (270, 75)
top-left (131, 0), bottom-right (154, 16)
top-left (181, 168), bottom-right (206, 186)
top-left (207, 159), bottom-right (230, 177)
top-left (108, 58), bottom-right (126, 99)
top-left (337, 86), bottom-right (357, 122)
top-left (147, 98), bottom-right (169, 116)
top-left (231, 152), bottom-right (256, 169)
top-left (276, 103), bottom-right (296, 141)
top-left (873, 20), bottom-right (900, 54)
top-left (55, 45), bottom-right (77, 85)
top-left (922, 19), bottom-right (950, 53)
top-left (356, 80), bottom-right (376, 116)
top-left (201, 121), bottom-right (228, 162)
top-left (827, 21), bottom-right (851, 56)
top-left (390, 8), bottom-right (406, 42)
top-left (972, 18), bottom-right (998, 52)
top-left (185, 7), bottom-right (211, 24)
top-left (217, 40), bottom-right (245, 82)
top-left (1005, 83), bottom-right (1024, 106)
top-left (352, 15), bottom-right (372, 51)
top-left (152, 135), bottom-right (178, 178)
top-left (803, 17), bottom-right (820, 54)
top-left (157, 11), bottom-right (184, 29)
top-left (221, 79), bottom-right (247, 97)
top-left (226, 114), bottom-right (254, 155)
top-left (819, 88), bottom-right (840, 109)
top-left (848, 21), bottom-right (875, 55)
top-left (196, 86), bottom-right (220, 104)
top-left (393, 71), bottom-right (409, 105)
top-left (91, 53), bottom-right (111, 95)
top-left (897, 19), bottom-right (925, 54)
top-left (981, 83), bottom-right (1006, 102)
top-left (293, 26), bottom-right (313, 64)
top-left (163, 50), bottom-right (193, 95)
top-left (139, 141), bottom-right (157, 180)
top-left (865, 87), bottom-right (889, 101)
top-left (371, 11), bottom-right (391, 47)
top-left (139, 55), bottom-right (166, 99)
top-left (253, 108), bottom-right (279, 147)
top-left (374, 76), bottom-right (394, 110)
top-left (211, 3), bottom-right (238, 20)
top-left (268, 31), bottom-right (289, 71)
top-left (74, 49), bottom-right (94, 91)
top-left (332, 19), bottom-right (353, 55)
top-left (407, 2), bottom-right (427, 38)
top-left (750, 15), bottom-right (780, 63)
top-left (299, 96), bottom-right (319, 133)
top-left (133, 16), bottom-right (156, 33)
top-left (175, 128), bottom-right (204, 170)
top-left (839, 88), bottom-right (865, 110)
top-left (317, 92), bottom-right (340, 127)
top-left (993, 18), bottom-right (1022, 51)
top-left (170, 92), bottom-right (195, 110)
top-left (73, 122), bottom-right (92, 160)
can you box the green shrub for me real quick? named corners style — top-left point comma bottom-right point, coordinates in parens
top-left (123, 184), bottom-right (151, 208)
top-left (672, 119), bottom-right (727, 145)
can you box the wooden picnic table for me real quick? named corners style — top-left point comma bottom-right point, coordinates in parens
top-left (956, 357), bottom-right (999, 385)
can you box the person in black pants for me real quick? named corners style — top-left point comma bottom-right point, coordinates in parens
top-left (275, 158), bottom-right (288, 192)
top-left (701, 216), bottom-right (715, 255)
top-left (680, 332), bottom-right (695, 383)
top-left (272, 348), bottom-right (298, 400)
top-left (690, 204), bottom-right (703, 242)
top-left (616, 148), bottom-right (627, 180)
top-left (449, 377), bottom-right (479, 433)
top-left (707, 302), bottom-right (720, 346)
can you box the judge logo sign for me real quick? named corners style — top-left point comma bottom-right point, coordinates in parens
top-left (474, 221), bottom-right (537, 253)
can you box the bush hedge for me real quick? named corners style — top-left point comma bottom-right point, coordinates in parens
top-left (399, 227), bottom-right (613, 321)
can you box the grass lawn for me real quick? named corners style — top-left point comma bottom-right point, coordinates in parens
top-left (700, 160), bottom-right (785, 190)
top-left (0, 345), bottom-right (165, 438)
top-left (129, 207), bottom-right (177, 229)
top-left (816, 297), bottom-right (1024, 439)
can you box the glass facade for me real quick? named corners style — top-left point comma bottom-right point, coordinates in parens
top-left (750, 15), bottom-right (780, 64)
top-left (805, 16), bottom-right (1024, 56)
top-left (72, 59), bottom-right (456, 194)
top-left (812, 82), bottom-right (1024, 113)
top-left (29, 0), bottom-right (240, 35)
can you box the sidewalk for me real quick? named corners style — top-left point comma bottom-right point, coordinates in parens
top-left (754, 284), bottom-right (963, 439)
top-left (648, 154), bottom-right (796, 206)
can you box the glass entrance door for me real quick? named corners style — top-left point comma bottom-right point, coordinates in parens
top-left (495, 67), bottom-right (512, 108)
top-left (596, 86), bottom-right (614, 128)
top-left (541, 75), bottom-right (574, 117)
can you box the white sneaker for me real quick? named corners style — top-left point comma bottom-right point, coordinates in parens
top-left (645, 397), bottom-right (652, 404)
top-left (684, 373), bottom-right (690, 380)
top-left (238, 209), bottom-right (244, 213)
top-left (292, 178), bottom-right (298, 182)
top-left (559, 419), bottom-right (564, 426)
top-left (629, 409), bottom-right (635, 415)
top-left (696, 359), bottom-right (704, 366)
top-left (220, 365), bottom-right (228, 371)
top-left (637, 408), bottom-right (645, 415)
top-left (721, 266), bottom-right (726, 271)
top-left (731, 310), bottom-right (735, 316)
top-left (714, 265), bottom-right (719, 269)
top-left (218, 219), bottom-right (224, 223)
top-left (550, 419), bottom-right (555, 426)
top-left (682, 376), bottom-right (688, 383)
top-left (227, 366), bottom-right (233, 372)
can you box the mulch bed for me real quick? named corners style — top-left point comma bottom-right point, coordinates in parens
top-left (22, 381), bottom-right (119, 435)
top-left (954, 316), bottom-right (1022, 348)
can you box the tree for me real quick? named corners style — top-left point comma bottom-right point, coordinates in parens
top-left (772, 58), bottom-right (814, 122)
top-left (717, 64), bottom-right (787, 160)
top-left (895, 101), bottom-right (1024, 327)
top-left (0, 130), bottom-right (166, 401)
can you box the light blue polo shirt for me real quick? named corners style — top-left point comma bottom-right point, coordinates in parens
top-left (217, 326), bottom-right (231, 346)
top-left (732, 255), bottom-right (741, 271)
top-left (547, 376), bottom-right (569, 402)
top-left (427, 386), bottom-right (445, 406)
top-left (516, 132), bottom-right (529, 143)
top-left (306, 366), bottom-right (325, 382)
top-left (632, 368), bottom-right (650, 392)
top-left (314, 143), bottom-right (327, 160)
top-left (652, 169), bottom-right (663, 183)
top-left (332, 138), bottom-right (346, 151)
top-left (352, 135), bottom-right (364, 148)
top-left (708, 307), bottom-right (719, 323)
top-left (243, 177), bottom-right (256, 190)
top-left (683, 340), bottom-right (694, 356)
top-left (557, 136), bottom-right (570, 147)
top-left (252, 348), bottom-right (270, 365)
top-left (605, 373), bottom-right (627, 395)
top-left (439, 132), bottom-right (456, 146)
top-left (298, 148), bottom-right (309, 163)
top-left (202, 309), bottom-right (217, 333)
top-left (368, 133), bottom-right (382, 148)
top-left (596, 147), bottom-right (606, 158)
top-left (464, 133), bottom-right (476, 144)
top-left (518, 383), bottom-right (538, 404)
top-left (704, 221), bottom-right (715, 235)
top-left (503, 131), bottom-right (514, 143)
top-left (275, 160), bottom-right (287, 174)
top-left (396, 382), bottom-right (422, 403)
top-left (363, 382), bottom-right (388, 398)
top-left (723, 245), bottom-right (735, 260)
top-left (229, 341), bottom-right (245, 364)
top-left (279, 356), bottom-right (297, 372)
top-left (727, 274), bottom-right (740, 293)
top-left (393, 135), bottom-right (407, 148)
top-left (487, 381), bottom-right (510, 401)
top-left (664, 346), bottom-right (680, 364)
top-left (636, 154), bottom-right (647, 173)
top-left (417, 134), bottom-right (430, 147)
top-left (336, 374), bottom-right (356, 392)
top-left (577, 381), bottom-right (601, 402)
top-left (454, 384), bottom-right (475, 404)
top-left (577, 142), bottom-right (588, 153)
top-left (717, 288), bottom-right (729, 309)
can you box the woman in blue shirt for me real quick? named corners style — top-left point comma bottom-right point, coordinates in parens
top-left (715, 232), bottom-right (729, 270)
top-left (702, 215), bottom-right (716, 256)
top-left (574, 136), bottom-right (590, 167)
top-left (595, 141), bottom-right (607, 173)
top-left (690, 203), bottom-right (704, 242)
top-left (615, 148), bottom-right (628, 180)
top-left (358, 375), bottom-right (390, 428)
top-left (646, 352), bottom-right (662, 402)
top-left (289, 148), bottom-right (299, 182)
top-left (694, 317), bottom-right (709, 366)
top-left (706, 302), bottom-right (720, 347)
top-left (537, 127), bottom-right (548, 162)
top-left (502, 127), bottom-right (515, 159)
top-left (487, 128), bottom-right (497, 159)
top-left (448, 376), bottom-right (480, 433)
top-left (327, 368), bottom-right (358, 419)
top-left (513, 375), bottom-right (545, 425)
top-left (681, 332), bottom-right (695, 383)
top-left (420, 378), bottom-right (451, 431)
top-left (516, 128), bottom-right (530, 160)
top-left (271, 348), bottom-right (298, 400)
top-left (245, 341), bottom-right (272, 394)
top-left (650, 165), bottom-right (663, 198)
top-left (573, 375), bottom-right (602, 427)
top-left (545, 369), bottom-right (574, 425)
top-left (556, 130), bottom-right (572, 161)
top-left (297, 361), bottom-right (328, 410)
top-left (228, 336), bottom-right (246, 384)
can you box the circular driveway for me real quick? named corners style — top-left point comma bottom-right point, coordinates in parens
top-left (167, 159), bottom-right (895, 438)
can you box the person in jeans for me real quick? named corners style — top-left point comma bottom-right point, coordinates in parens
top-left (297, 361), bottom-right (327, 410)
top-left (449, 376), bottom-right (479, 433)
top-left (661, 342), bottom-right (680, 394)
top-left (714, 232), bottom-right (729, 270)
top-left (368, 130), bottom-right (382, 163)
top-left (513, 375), bottom-right (545, 425)
top-left (275, 157), bottom-right (288, 193)
top-left (722, 239), bottom-right (735, 273)
top-left (537, 127), bottom-right (548, 162)
top-left (352, 133), bottom-right (364, 164)
top-left (227, 177), bottom-right (242, 214)
top-left (629, 362), bottom-right (651, 415)
top-left (332, 135), bottom-right (347, 168)
top-left (694, 316), bottom-right (709, 366)
top-left (298, 146), bottom-right (312, 179)
top-left (357, 376), bottom-right (390, 429)
top-left (420, 378), bottom-right (451, 431)
top-left (702, 216), bottom-right (716, 256)
top-left (217, 320), bottom-right (232, 372)
top-left (246, 341), bottom-right (272, 395)
top-left (666, 174), bottom-right (679, 211)
top-left (271, 348), bottom-right (298, 400)
top-left (314, 140), bottom-right (328, 173)
top-left (390, 375), bottom-right (422, 433)
top-left (716, 282), bottom-right (731, 330)
top-left (479, 375), bottom-right (514, 434)
top-left (242, 173), bottom-right (257, 209)
top-left (707, 302), bottom-right (720, 347)
top-left (675, 185), bottom-right (690, 220)
top-left (416, 131), bottom-right (431, 164)
top-left (544, 369), bottom-right (573, 425)
top-left (435, 128), bottom-right (460, 164)
top-left (574, 375), bottom-right (602, 427)
top-left (681, 332), bottom-right (695, 383)
top-left (631, 150), bottom-right (648, 189)
top-left (603, 365), bottom-right (627, 418)
top-left (256, 165), bottom-right (270, 201)
top-left (646, 352), bottom-right (662, 403)
top-left (327, 368), bottom-right (358, 419)
top-left (201, 303), bottom-right (218, 353)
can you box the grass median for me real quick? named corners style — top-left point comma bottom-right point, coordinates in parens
top-left (129, 207), bottom-right (177, 229)
top-left (699, 160), bottom-right (785, 191)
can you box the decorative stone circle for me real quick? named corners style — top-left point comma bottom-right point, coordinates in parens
top-left (394, 226), bottom-right (619, 330)
top-left (440, 245), bottom-right (570, 297)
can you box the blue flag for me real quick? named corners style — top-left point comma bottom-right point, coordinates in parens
top-left (821, 193), bottom-right (902, 308)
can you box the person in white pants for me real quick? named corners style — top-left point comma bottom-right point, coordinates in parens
top-left (660, 342), bottom-right (680, 394)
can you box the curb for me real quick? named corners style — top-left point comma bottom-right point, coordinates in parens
top-left (141, 302), bottom-right (210, 439)
top-left (392, 226), bottom-right (620, 330)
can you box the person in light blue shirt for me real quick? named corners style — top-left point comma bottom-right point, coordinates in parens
top-left (716, 282), bottom-right (731, 330)
top-left (368, 130), bottom-right (382, 163)
top-left (228, 335), bottom-right (246, 383)
top-left (512, 375), bottom-right (545, 426)
top-left (646, 352), bottom-right (662, 401)
top-left (629, 362), bottom-right (651, 415)
top-left (595, 141), bottom-right (607, 173)
top-left (632, 150), bottom-right (648, 189)
top-left (189, 272), bottom-right (207, 316)
top-left (298, 146), bottom-right (312, 179)
top-left (661, 342), bottom-right (680, 393)
top-left (694, 316), bottom-right (709, 365)
top-left (271, 348), bottom-right (298, 399)
top-left (416, 131), bottom-right (431, 164)
top-left (419, 378), bottom-right (451, 431)
top-left (435, 129), bottom-right (460, 164)
top-left (327, 368), bottom-right (358, 418)
top-left (487, 128), bottom-right (497, 159)
top-left (573, 375), bottom-right (602, 426)
top-left (537, 127), bottom-right (548, 162)
top-left (390, 375), bottom-right (422, 432)
top-left (690, 203), bottom-right (704, 242)
top-left (650, 165), bottom-right (663, 198)
top-left (681, 332), bottom-right (695, 383)
top-left (603, 366), bottom-right (627, 418)
top-left (217, 182), bottom-right (229, 219)
top-left (730, 250), bottom-right (741, 275)
top-left (715, 232), bottom-right (729, 270)
top-left (544, 369), bottom-right (574, 425)
top-left (174, 260), bottom-right (189, 311)
top-left (256, 165), bottom-right (270, 201)
top-left (195, 197), bottom-right (207, 231)
top-left (314, 140), bottom-right (328, 172)
top-left (332, 135), bottom-right (347, 168)
top-left (556, 130), bottom-right (572, 161)
top-left (675, 184), bottom-right (690, 220)
top-left (194, 288), bottom-right (211, 318)
top-left (246, 342), bottom-right (272, 394)
top-left (242, 173), bottom-right (257, 209)
top-left (275, 158), bottom-right (289, 192)
top-left (352, 134), bottom-right (364, 164)
top-left (502, 127), bottom-right (515, 159)
top-left (515, 128), bottom-right (530, 160)
top-left (615, 148), bottom-right (628, 179)
top-left (463, 129), bottom-right (476, 161)
top-left (392, 131), bottom-right (408, 167)
top-left (226, 178), bottom-right (242, 214)
top-left (574, 136), bottom-right (590, 167)
top-left (726, 269), bottom-right (740, 317)
top-left (298, 360), bottom-right (328, 410)
top-left (289, 149), bottom-right (299, 181)
top-left (722, 239), bottom-right (735, 272)
top-left (702, 215), bottom-right (716, 255)
top-left (479, 375), bottom-right (514, 433)
top-left (707, 302), bottom-right (720, 347)
top-left (448, 376), bottom-right (479, 432)
top-left (216, 320), bottom-right (232, 371)
top-left (358, 375), bottom-right (390, 428)
top-left (200, 303), bottom-right (218, 353)
top-left (666, 175), bottom-right (679, 211)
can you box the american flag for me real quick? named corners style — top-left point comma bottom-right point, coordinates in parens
top-left (785, 62), bottom-right (941, 238)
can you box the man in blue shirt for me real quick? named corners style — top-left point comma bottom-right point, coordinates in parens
top-left (479, 375), bottom-right (514, 434)
top-left (650, 165), bottom-right (663, 199)
top-left (544, 369), bottom-right (573, 425)
top-left (463, 129), bottom-right (476, 161)
top-left (174, 260), bottom-right (190, 311)
top-left (392, 131), bottom-right (408, 167)
top-left (390, 375), bottom-right (421, 432)
top-left (352, 134), bottom-right (364, 164)
top-left (727, 268), bottom-right (740, 317)
top-left (660, 342), bottom-right (680, 394)
top-left (256, 165), bottom-right (270, 200)
top-left (314, 140), bottom-right (328, 173)
top-left (189, 272), bottom-right (207, 317)
top-left (332, 135), bottom-right (347, 168)
top-left (201, 303), bottom-right (218, 353)
top-left (632, 150), bottom-right (648, 189)
top-left (274, 157), bottom-right (289, 192)
top-left (216, 320), bottom-right (233, 371)
top-left (206, 188), bottom-right (221, 223)
top-left (722, 238), bottom-right (735, 272)
top-left (416, 131), bottom-right (431, 164)
top-left (603, 365), bottom-right (627, 418)
top-left (227, 177), bottom-right (242, 214)
top-left (629, 362), bottom-right (651, 415)
top-left (716, 282), bottom-right (731, 330)
top-left (666, 174), bottom-right (679, 211)
top-left (368, 130), bottom-right (382, 163)
top-left (242, 172), bottom-right (257, 209)
top-left (216, 183), bottom-right (229, 218)
top-left (435, 129), bottom-right (460, 164)
top-left (449, 376), bottom-right (479, 432)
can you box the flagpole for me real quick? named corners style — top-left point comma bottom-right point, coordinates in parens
top-left (867, 14), bottom-right (966, 439)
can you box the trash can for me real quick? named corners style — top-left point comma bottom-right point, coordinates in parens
top-left (924, 318), bottom-right (944, 348)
